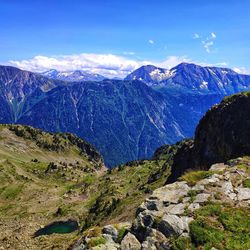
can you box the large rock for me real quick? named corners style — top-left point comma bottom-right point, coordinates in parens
top-left (151, 181), bottom-right (190, 205)
top-left (120, 232), bottom-right (141, 250)
top-left (193, 193), bottom-right (210, 203)
top-left (102, 225), bottom-right (118, 241)
top-left (236, 187), bottom-right (250, 201)
top-left (158, 215), bottom-right (193, 237)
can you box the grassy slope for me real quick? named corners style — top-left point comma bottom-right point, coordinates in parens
top-left (0, 125), bottom-right (105, 249)
top-left (0, 125), bottom-right (172, 250)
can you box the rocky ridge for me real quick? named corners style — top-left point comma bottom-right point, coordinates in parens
top-left (167, 92), bottom-right (250, 183)
top-left (73, 159), bottom-right (250, 249)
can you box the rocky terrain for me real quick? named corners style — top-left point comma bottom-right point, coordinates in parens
top-left (70, 92), bottom-right (250, 250)
top-left (168, 92), bottom-right (250, 183)
top-left (72, 159), bottom-right (250, 250)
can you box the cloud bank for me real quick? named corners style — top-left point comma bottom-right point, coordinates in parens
top-left (8, 53), bottom-right (190, 78)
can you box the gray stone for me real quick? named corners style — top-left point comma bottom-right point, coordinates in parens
top-left (152, 181), bottom-right (190, 205)
top-left (236, 188), bottom-right (250, 201)
top-left (209, 163), bottom-right (227, 172)
top-left (121, 232), bottom-right (141, 250)
top-left (102, 225), bottom-right (118, 241)
top-left (141, 238), bottom-right (157, 250)
top-left (92, 242), bottom-right (119, 250)
top-left (144, 199), bottom-right (163, 211)
top-left (197, 175), bottom-right (220, 185)
top-left (102, 234), bottom-right (114, 243)
top-left (194, 193), bottom-right (210, 203)
top-left (158, 215), bottom-right (192, 237)
top-left (181, 216), bottom-right (193, 233)
top-left (220, 181), bottom-right (236, 200)
top-left (164, 203), bottom-right (185, 215)
top-left (188, 203), bottom-right (200, 212)
top-left (182, 197), bottom-right (190, 203)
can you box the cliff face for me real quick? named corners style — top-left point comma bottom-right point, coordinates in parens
top-left (168, 92), bottom-right (250, 183)
top-left (194, 92), bottom-right (250, 167)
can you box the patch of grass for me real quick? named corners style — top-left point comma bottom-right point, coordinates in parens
top-left (195, 203), bottom-right (222, 217)
top-left (187, 190), bottom-right (199, 203)
top-left (189, 203), bottom-right (250, 250)
top-left (243, 179), bottom-right (250, 188)
top-left (117, 227), bottom-right (127, 243)
top-left (87, 236), bottom-right (106, 247)
top-left (0, 184), bottom-right (23, 200)
top-left (219, 207), bottom-right (250, 233)
top-left (180, 170), bottom-right (213, 186)
top-left (235, 164), bottom-right (250, 173)
top-left (82, 174), bottom-right (96, 186)
top-left (190, 217), bottom-right (225, 249)
top-left (170, 236), bottom-right (195, 250)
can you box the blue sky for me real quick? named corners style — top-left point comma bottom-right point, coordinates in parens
top-left (1, 0), bottom-right (250, 77)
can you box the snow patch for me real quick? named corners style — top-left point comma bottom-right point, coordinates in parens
top-left (149, 68), bottom-right (175, 81)
top-left (200, 81), bottom-right (208, 89)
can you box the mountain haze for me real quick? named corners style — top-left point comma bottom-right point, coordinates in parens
top-left (41, 69), bottom-right (105, 82)
top-left (1, 63), bottom-right (250, 166)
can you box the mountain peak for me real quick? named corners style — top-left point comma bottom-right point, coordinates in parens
top-left (125, 64), bottom-right (171, 84)
top-left (41, 69), bottom-right (105, 82)
top-left (125, 62), bottom-right (250, 94)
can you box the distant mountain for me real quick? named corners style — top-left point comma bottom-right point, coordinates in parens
top-left (1, 63), bottom-right (250, 167)
top-left (126, 63), bottom-right (250, 95)
top-left (125, 65), bottom-right (172, 85)
top-left (17, 80), bottom-right (182, 167)
top-left (41, 69), bottom-right (105, 82)
top-left (0, 65), bottom-right (62, 122)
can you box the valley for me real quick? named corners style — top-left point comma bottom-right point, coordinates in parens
top-left (0, 92), bottom-right (250, 249)
top-left (1, 63), bottom-right (250, 167)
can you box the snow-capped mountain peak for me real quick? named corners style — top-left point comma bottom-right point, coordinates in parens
top-left (41, 69), bottom-right (105, 82)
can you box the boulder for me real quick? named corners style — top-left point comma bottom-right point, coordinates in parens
top-left (120, 232), bottom-right (141, 250)
top-left (236, 188), bottom-right (250, 201)
top-left (194, 193), bottom-right (210, 203)
top-left (152, 181), bottom-right (190, 205)
top-left (188, 202), bottom-right (200, 212)
top-left (164, 203), bottom-right (185, 215)
top-left (158, 215), bottom-right (192, 237)
top-left (209, 163), bottom-right (227, 172)
top-left (102, 225), bottom-right (118, 241)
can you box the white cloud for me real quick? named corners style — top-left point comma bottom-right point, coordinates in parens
top-left (211, 32), bottom-right (216, 39)
top-left (8, 52), bottom-right (245, 78)
top-left (233, 67), bottom-right (250, 74)
top-left (148, 39), bottom-right (154, 44)
top-left (7, 53), bottom-right (189, 78)
top-left (154, 56), bottom-right (190, 69)
top-left (123, 51), bottom-right (135, 56)
top-left (193, 33), bottom-right (201, 39)
top-left (201, 32), bottom-right (217, 53)
top-left (202, 40), bottom-right (214, 53)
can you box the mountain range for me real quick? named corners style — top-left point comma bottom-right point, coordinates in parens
top-left (126, 63), bottom-right (250, 94)
top-left (41, 69), bottom-right (106, 82)
top-left (1, 63), bottom-right (250, 166)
